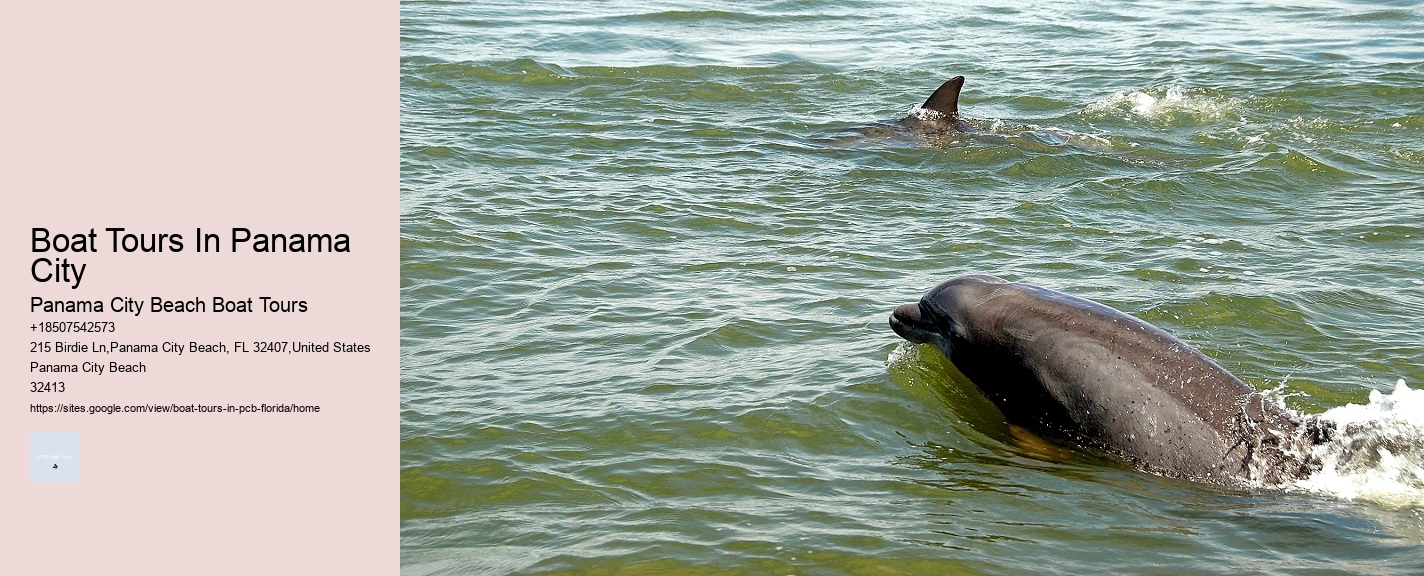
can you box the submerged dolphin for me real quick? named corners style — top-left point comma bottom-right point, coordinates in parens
top-left (889, 274), bottom-right (1330, 486)
top-left (900, 76), bottom-right (968, 132)
top-left (846, 76), bottom-right (972, 141)
top-left (847, 76), bottom-right (1140, 157)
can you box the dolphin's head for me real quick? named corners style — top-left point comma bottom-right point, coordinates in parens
top-left (889, 274), bottom-right (1009, 357)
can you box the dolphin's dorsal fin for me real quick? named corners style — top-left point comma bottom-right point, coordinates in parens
top-left (921, 76), bottom-right (965, 117)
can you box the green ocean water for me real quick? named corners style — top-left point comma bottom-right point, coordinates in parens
top-left (401, 1), bottom-right (1424, 573)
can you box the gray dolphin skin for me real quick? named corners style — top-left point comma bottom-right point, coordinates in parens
top-left (919, 76), bottom-right (965, 116)
top-left (889, 274), bottom-right (1330, 486)
top-left (844, 76), bottom-right (971, 141)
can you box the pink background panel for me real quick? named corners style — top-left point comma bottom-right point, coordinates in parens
top-left (1, 2), bottom-right (396, 574)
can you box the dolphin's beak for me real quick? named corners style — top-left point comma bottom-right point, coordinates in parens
top-left (889, 302), bottom-right (929, 343)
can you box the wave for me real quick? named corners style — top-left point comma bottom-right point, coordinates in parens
top-left (1084, 85), bottom-right (1243, 125)
top-left (1292, 379), bottom-right (1424, 507)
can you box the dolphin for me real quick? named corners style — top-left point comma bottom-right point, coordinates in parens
top-left (844, 76), bottom-right (1147, 158)
top-left (901, 75), bottom-right (968, 132)
top-left (889, 274), bottom-right (1330, 486)
top-left (844, 76), bottom-right (971, 142)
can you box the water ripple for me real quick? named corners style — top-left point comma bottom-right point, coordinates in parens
top-left (403, 0), bottom-right (1424, 573)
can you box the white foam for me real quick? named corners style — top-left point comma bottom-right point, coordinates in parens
top-left (904, 104), bottom-right (948, 122)
top-left (1086, 85), bottom-right (1239, 122)
top-left (1130, 92), bottom-right (1158, 116)
top-left (1292, 379), bottom-right (1424, 508)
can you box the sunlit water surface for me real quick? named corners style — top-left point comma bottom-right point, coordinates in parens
top-left (402, 1), bottom-right (1424, 573)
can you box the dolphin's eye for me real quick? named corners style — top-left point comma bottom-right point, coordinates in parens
top-left (919, 301), bottom-right (950, 326)
top-left (920, 300), bottom-right (967, 339)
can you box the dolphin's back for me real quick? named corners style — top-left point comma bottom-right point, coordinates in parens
top-left (963, 283), bottom-right (1303, 483)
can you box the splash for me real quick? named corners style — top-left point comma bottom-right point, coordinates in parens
top-left (1292, 379), bottom-right (1424, 508)
top-left (1085, 85), bottom-right (1240, 123)
top-left (885, 340), bottom-right (918, 367)
top-left (1130, 86), bottom-right (1185, 116)
top-left (904, 104), bottom-right (950, 123)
